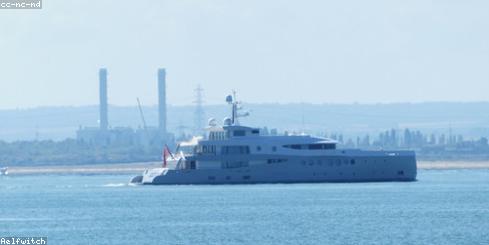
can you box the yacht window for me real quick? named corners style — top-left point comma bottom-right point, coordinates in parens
top-left (210, 132), bottom-right (225, 140)
top-left (251, 129), bottom-right (260, 134)
top-left (221, 146), bottom-right (250, 155)
top-left (267, 159), bottom-right (287, 164)
top-left (222, 161), bottom-right (249, 168)
top-left (308, 144), bottom-right (323, 150)
top-left (233, 130), bottom-right (246, 136)
top-left (200, 145), bottom-right (216, 154)
top-left (256, 146), bottom-right (261, 151)
top-left (283, 144), bottom-right (297, 149)
top-left (283, 143), bottom-right (336, 150)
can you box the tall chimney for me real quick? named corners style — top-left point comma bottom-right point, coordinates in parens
top-left (99, 68), bottom-right (108, 131)
top-left (158, 68), bottom-right (167, 137)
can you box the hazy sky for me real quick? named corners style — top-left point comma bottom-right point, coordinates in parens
top-left (1, 0), bottom-right (488, 109)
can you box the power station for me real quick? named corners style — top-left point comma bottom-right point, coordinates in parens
top-left (77, 68), bottom-right (173, 147)
top-left (158, 69), bottom-right (167, 137)
top-left (99, 68), bottom-right (109, 131)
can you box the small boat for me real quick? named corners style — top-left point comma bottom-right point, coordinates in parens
top-left (0, 167), bottom-right (8, 175)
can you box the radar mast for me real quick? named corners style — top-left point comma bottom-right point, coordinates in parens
top-left (226, 91), bottom-right (249, 126)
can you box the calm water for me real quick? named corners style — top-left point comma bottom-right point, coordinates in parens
top-left (1, 170), bottom-right (488, 245)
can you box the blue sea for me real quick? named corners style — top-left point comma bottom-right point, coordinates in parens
top-left (1, 170), bottom-right (489, 245)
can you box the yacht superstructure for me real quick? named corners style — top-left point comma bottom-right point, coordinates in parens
top-left (132, 93), bottom-right (417, 185)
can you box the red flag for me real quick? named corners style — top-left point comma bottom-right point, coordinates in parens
top-left (162, 145), bottom-right (173, 168)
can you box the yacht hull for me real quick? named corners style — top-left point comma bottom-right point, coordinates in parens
top-left (142, 153), bottom-right (417, 185)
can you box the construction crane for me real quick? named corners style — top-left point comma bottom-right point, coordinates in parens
top-left (136, 98), bottom-right (150, 144)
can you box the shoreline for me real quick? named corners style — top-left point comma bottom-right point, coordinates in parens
top-left (417, 160), bottom-right (489, 170)
top-left (2, 161), bottom-right (489, 175)
top-left (3, 162), bottom-right (162, 175)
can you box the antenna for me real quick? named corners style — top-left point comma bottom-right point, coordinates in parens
top-left (226, 91), bottom-right (249, 126)
top-left (193, 85), bottom-right (205, 135)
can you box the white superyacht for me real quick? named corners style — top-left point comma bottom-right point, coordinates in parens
top-left (132, 93), bottom-right (417, 184)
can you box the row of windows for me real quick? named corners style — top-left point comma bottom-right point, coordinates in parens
top-left (267, 159), bottom-right (288, 164)
top-left (208, 175), bottom-right (251, 180)
top-left (233, 130), bottom-right (246, 136)
top-left (255, 146), bottom-right (277, 152)
top-left (200, 143), bottom-right (336, 154)
top-left (206, 171), bottom-right (404, 181)
top-left (300, 158), bottom-right (392, 166)
top-left (221, 146), bottom-right (250, 155)
top-left (232, 129), bottom-right (260, 137)
top-left (283, 143), bottom-right (336, 150)
top-left (309, 171), bottom-right (405, 176)
top-left (222, 161), bottom-right (249, 169)
top-left (301, 159), bottom-right (356, 166)
top-left (209, 131), bottom-right (226, 140)
top-left (198, 145), bottom-right (217, 154)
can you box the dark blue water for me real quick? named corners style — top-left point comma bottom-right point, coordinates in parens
top-left (1, 170), bottom-right (488, 245)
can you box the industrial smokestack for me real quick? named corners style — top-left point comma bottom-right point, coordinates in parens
top-left (158, 68), bottom-right (167, 137)
top-left (99, 68), bottom-right (108, 131)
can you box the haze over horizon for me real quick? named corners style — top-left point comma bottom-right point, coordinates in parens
top-left (1, 0), bottom-right (488, 109)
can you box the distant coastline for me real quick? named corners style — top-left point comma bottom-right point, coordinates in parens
top-left (417, 160), bottom-right (489, 170)
top-left (2, 160), bottom-right (488, 175)
top-left (4, 162), bottom-right (161, 175)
